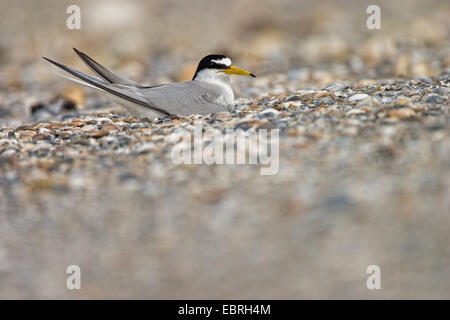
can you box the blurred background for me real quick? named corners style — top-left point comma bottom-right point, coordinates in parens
top-left (0, 0), bottom-right (449, 299)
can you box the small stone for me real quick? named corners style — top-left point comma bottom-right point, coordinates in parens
top-left (323, 83), bottom-right (345, 92)
top-left (296, 90), bottom-right (316, 100)
top-left (432, 87), bottom-right (450, 95)
top-left (70, 120), bottom-right (85, 127)
top-left (352, 79), bottom-right (377, 88)
top-left (387, 108), bottom-right (416, 119)
top-left (135, 143), bottom-right (155, 154)
top-left (102, 123), bottom-right (119, 132)
top-left (426, 95), bottom-right (444, 104)
top-left (63, 86), bottom-right (85, 107)
top-left (32, 134), bottom-right (47, 141)
top-left (2, 149), bottom-right (16, 157)
top-left (248, 105), bottom-right (262, 111)
top-left (396, 97), bottom-right (411, 106)
top-left (315, 97), bottom-right (333, 106)
top-left (234, 120), bottom-right (263, 131)
top-left (39, 128), bottom-right (50, 134)
top-left (81, 124), bottom-right (98, 132)
top-left (215, 112), bottom-right (231, 120)
top-left (88, 129), bottom-right (110, 138)
top-left (54, 132), bottom-right (71, 139)
top-left (16, 125), bottom-right (35, 131)
top-left (6, 131), bottom-right (17, 139)
top-left (18, 130), bottom-right (36, 141)
top-left (348, 93), bottom-right (369, 102)
top-left (46, 123), bottom-right (65, 130)
top-left (286, 96), bottom-right (301, 101)
top-left (313, 91), bottom-right (329, 99)
top-left (258, 108), bottom-right (279, 119)
top-left (334, 88), bottom-right (353, 98)
top-left (150, 135), bottom-right (165, 142)
top-left (347, 109), bottom-right (366, 115)
top-left (96, 117), bottom-right (114, 124)
top-left (257, 122), bottom-right (277, 130)
top-left (123, 118), bottom-right (139, 123)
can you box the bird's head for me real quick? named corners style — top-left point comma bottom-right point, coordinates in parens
top-left (192, 54), bottom-right (255, 82)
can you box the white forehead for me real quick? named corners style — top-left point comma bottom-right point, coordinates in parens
top-left (211, 57), bottom-right (232, 67)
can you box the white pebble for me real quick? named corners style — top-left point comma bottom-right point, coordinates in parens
top-left (2, 149), bottom-right (16, 157)
top-left (348, 93), bottom-right (369, 102)
top-left (259, 108), bottom-right (279, 116)
top-left (38, 128), bottom-right (50, 134)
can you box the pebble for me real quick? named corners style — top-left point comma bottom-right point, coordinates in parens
top-left (323, 83), bottom-right (345, 91)
top-left (1, 148), bottom-right (16, 156)
top-left (426, 95), bottom-right (444, 104)
top-left (348, 93), bottom-right (370, 102)
top-left (258, 108), bottom-right (280, 119)
top-left (387, 108), bottom-right (416, 119)
top-left (135, 143), bottom-right (155, 154)
top-left (347, 109), bottom-right (366, 116)
top-left (81, 124), bottom-right (98, 132)
top-left (88, 129), bottom-right (110, 138)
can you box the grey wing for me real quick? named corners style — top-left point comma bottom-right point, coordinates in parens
top-left (73, 48), bottom-right (138, 86)
top-left (139, 82), bottom-right (229, 116)
top-left (43, 57), bottom-right (170, 117)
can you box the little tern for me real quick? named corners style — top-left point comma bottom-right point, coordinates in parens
top-left (43, 49), bottom-right (255, 119)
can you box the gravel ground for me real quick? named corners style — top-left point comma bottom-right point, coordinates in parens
top-left (0, 0), bottom-right (449, 299)
top-left (0, 72), bottom-right (449, 298)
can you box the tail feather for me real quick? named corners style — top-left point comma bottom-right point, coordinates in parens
top-left (72, 48), bottom-right (138, 86)
top-left (42, 56), bottom-right (170, 117)
top-left (53, 69), bottom-right (105, 91)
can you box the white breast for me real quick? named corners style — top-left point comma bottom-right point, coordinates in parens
top-left (193, 68), bottom-right (235, 105)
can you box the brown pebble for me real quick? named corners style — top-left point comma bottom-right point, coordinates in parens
top-left (46, 123), bottom-right (65, 130)
top-left (215, 112), bottom-right (231, 120)
top-left (88, 129), bottom-right (110, 138)
top-left (16, 125), bottom-right (36, 131)
top-left (313, 91), bottom-right (329, 99)
top-left (396, 98), bottom-right (411, 106)
top-left (32, 134), bottom-right (46, 141)
top-left (387, 108), bottom-right (416, 119)
top-left (55, 132), bottom-right (71, 139)
top-left (70, 120), bottom-right (86, 127)
top-left (63, 86), bottom-right (85, 107)
top-left (102, 123), bottom-right (118, 132)
top-left (257, 122), bottom-right (277, 130)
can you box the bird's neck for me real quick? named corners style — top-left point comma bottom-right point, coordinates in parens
top-left (193, 70), bottom-right (234, 105)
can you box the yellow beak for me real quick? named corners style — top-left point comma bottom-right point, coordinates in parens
top-left (219, 65), bottom-right (256, 77)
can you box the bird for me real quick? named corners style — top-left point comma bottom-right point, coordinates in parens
top-left (43, 49), bottom-right (255, 119)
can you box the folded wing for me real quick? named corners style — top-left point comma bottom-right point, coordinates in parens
top-left (73, 48), bottom-right (138, 86)
top-left (43, 57), bottom-right (170, 117)
top-left (140, 81), bottom-right (229, 116)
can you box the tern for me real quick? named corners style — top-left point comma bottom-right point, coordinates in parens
top-left (43, 49), bottom-right (255, 119)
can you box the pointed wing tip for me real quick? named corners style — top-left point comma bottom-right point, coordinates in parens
top-left (42, 56), bottom-right (76, 76)
top-left (73, 48), bottom-right (88, 58)
top-left (73, 47), bottom-right (84, 57)
top-left (42, 56), bottom-right (58, 66)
